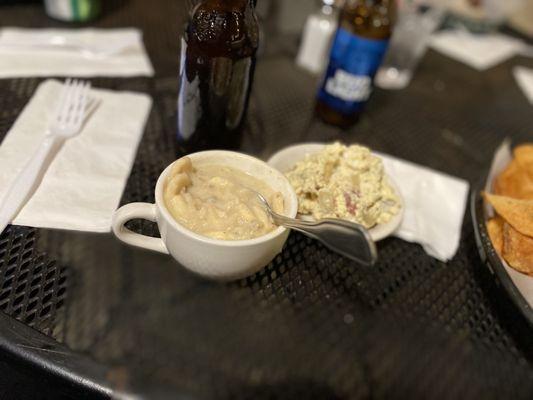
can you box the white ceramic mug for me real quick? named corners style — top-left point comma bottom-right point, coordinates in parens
top-left (112, 151), bottom-right (298, 281)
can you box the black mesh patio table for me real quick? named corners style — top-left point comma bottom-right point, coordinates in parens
top-left (0, 1), bottom-right (532, 399)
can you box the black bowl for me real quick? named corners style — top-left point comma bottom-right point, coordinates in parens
top-left (471, 189), bottom-right (533, 328)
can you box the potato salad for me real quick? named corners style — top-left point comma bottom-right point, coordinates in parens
top-left (286, 143), bottom-right (400, 228)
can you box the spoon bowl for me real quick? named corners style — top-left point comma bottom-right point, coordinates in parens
top-left (250, 189), bottom-right (378, 267)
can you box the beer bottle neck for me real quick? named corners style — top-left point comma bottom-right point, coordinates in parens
top-left (341, 0), bottom-right (395, 39)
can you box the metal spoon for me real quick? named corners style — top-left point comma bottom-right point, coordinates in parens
top-left (252, 191), bottom-right (378, 266)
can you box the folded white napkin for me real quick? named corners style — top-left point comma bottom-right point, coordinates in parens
top-left (430, 30), bottom-right (524, 70)
top-left (0, 79), bottom-right (152, 232)
top-left (513, 66), bottom-right (533, 105)
top-left (0, 28), bottom-right (154, 78)
top-left (380, 154), bottom-right (470, 262)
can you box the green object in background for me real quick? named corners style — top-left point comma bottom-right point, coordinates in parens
top-left (71, 0), bottom-right (100, 21)
top-left (44, 0), bottom-right (101, 22)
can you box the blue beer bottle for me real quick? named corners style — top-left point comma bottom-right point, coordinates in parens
top-left (316, 0), bottom-right (395, 128)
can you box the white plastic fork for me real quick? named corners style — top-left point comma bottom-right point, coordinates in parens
top-left (0, 79), bottom-right (91, 233)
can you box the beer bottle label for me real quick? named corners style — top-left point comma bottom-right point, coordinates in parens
top-left (318, 28), bottom-right (389, 115)
top-left (177, 37), bottom-right (202, 141)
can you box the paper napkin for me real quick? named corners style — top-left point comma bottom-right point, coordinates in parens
top-left (0, 28), bottom-right (154, 78)
top-left (0, 80), bottom-right (152, 232)
top-left (380, 154), bottom-right (470, 262)
top-left (430, 30), bottom-right (524, 70)
top-left (513, 66), bottom-right (533, 105)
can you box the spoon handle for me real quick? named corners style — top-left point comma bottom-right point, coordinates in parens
top-left (271, 214), bottom-right (378, 266)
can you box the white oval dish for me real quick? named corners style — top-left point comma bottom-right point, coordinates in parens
top-left (267, 143), bottom-right (405, 241)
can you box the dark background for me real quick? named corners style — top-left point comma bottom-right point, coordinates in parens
top-left (0, 0), bottom-right (532, 399)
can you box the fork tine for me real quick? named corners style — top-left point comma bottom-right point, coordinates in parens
top-left (67, 80), bottom-right (86, 126)
top-left (71, 82), bottom-right (91, 128)
top-left (56, 79), bottom-right (79, 125)
top-left (80, 82), bottom-right (91, 119)
top-left (53, 78), bottom-right (73, 122)
top-left (72, 82), bottom-right (89, 125)
top-left (64, 79), bottom-right (84, 125)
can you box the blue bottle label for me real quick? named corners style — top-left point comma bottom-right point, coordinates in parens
top-left (318, 28), bottom-right (389, 115)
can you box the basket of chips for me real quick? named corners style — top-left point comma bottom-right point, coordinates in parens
top-left (472, 141), bottom-right (533, 327)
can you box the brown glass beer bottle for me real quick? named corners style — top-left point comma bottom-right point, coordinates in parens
top-left (178, 0), bottom-right (259, 151)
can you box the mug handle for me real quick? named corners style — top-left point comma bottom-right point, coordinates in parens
top-left (112, 203), bottom-right (169, 254)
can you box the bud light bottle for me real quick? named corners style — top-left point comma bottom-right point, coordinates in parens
top-left (316, 0), bottom-right (395, 128)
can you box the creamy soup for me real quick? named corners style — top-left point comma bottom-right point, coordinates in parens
top-left (164, 157), bottom-right (285, 241)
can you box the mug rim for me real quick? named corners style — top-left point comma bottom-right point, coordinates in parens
top-left (154, 150), bottom-right (299, 248)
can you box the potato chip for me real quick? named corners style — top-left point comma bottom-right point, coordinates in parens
top-left (514, 144), bottom-right (533, 178)
top-left (493, 159), bottom-right (533, 200)
top-left (486, 217), bottom-right (504, 255)
top-left (483, 193), bottom-right (533, 237)
top-left (502, 223), bottom-right (533, 276)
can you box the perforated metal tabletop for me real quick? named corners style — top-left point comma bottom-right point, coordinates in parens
top-left (0, 1), bottom-right (532, 399)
